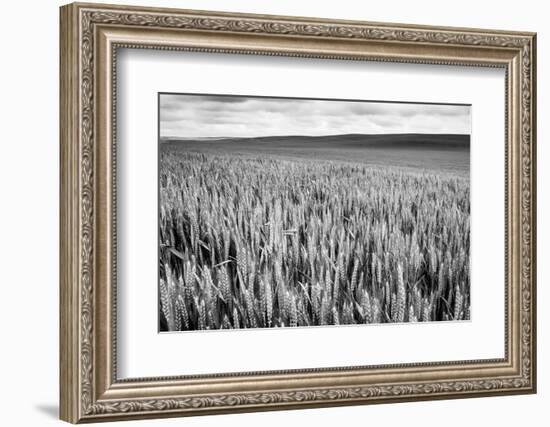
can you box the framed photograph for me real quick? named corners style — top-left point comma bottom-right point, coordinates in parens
top-left (60, 2), bottom-right (537, 423)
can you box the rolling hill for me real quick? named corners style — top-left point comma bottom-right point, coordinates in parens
top-left (160, 133), bottom-right (470, 175)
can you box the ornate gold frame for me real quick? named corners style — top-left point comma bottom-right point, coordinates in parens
top-left (59, 2), bottom-right (537, 423)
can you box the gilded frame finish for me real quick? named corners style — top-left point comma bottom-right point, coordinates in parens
top-left (60, 2), bottom-right (537, 423)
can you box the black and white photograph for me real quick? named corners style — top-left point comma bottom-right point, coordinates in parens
top-left (158, 93), bottom-right (471, 332)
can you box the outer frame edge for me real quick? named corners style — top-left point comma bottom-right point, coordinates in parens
top-left (60, 3), bottom-right (81, 424)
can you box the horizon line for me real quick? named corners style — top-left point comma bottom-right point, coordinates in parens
top-left (160, 132), bottom-right (471, 140)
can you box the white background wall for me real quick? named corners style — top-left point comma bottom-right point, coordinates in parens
top-left (0, 1), bottom-right (545, 425)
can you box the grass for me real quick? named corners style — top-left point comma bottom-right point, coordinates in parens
top-left (158, 147), bottom-right (470, 331)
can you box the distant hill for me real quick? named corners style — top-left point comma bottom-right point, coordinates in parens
top-left (160, 133), bottom-right (470, 175)
top-left (161, 133), bottom-right (469, 150)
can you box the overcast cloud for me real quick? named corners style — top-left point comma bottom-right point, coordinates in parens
top-left (160, 94), bottom-right (471, 138)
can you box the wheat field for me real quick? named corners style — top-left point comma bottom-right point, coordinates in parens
top-left (159, 149), bottom-right (470, 331)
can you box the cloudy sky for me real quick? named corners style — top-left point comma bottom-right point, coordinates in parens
top-left (160, 93), bottom-right (471, 138)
